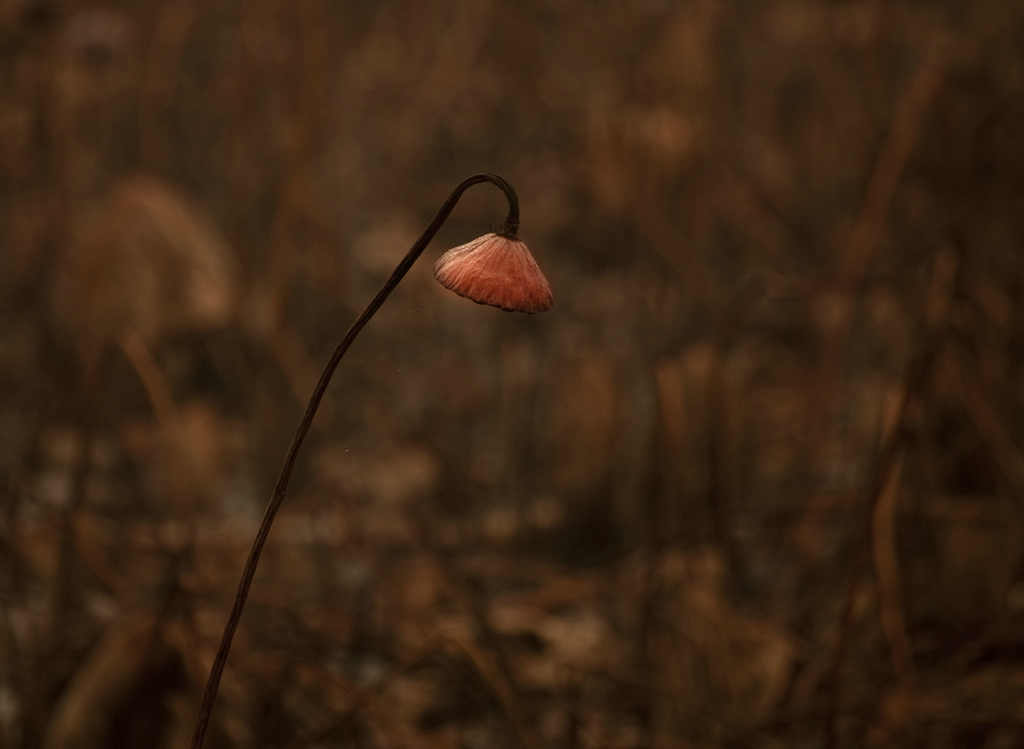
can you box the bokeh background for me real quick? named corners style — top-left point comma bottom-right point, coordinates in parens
top-left (3, 1), bottom-right (1024, 747)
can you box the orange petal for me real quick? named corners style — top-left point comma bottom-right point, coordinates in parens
top-left (434, 233), bottom-right (553, 313)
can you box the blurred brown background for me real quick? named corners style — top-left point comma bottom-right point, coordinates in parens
top-left (3, 1), bottom-right (1024, 747)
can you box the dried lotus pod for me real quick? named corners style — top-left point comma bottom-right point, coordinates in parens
top-left (434, 232), bottom-right (553, 313)
top-left (51, 175), bottom-right (238, 351)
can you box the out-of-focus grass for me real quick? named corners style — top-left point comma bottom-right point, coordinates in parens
top-left (2, 2), bottom-right (1024, 747)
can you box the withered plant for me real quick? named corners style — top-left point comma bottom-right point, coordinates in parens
top-left (191, 173), bottom-right (552, 748)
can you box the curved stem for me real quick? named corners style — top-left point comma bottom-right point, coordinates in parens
top-left (191, 173), bottom-right (519, 749)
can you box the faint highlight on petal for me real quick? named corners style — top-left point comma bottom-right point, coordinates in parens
top-left (434, 233), bottom-right (554, 313)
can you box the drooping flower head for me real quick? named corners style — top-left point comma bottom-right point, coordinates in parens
top-left (434, 232), bottom-right (553, 314)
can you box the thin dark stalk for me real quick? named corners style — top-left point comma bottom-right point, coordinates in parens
top-left (821, 246), bottom-right (961, 749)
top-left (191, 173), bottom-right (520, 749)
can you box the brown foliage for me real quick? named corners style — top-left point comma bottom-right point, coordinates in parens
top-left (2, 1), bottom-right (1024, 747)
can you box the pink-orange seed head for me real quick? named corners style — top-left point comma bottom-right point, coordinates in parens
top-left (434, 233), bottom-right (553, 314)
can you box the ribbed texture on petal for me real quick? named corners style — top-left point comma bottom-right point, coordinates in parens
top-left (434, 233), bottom-right (553, 313)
